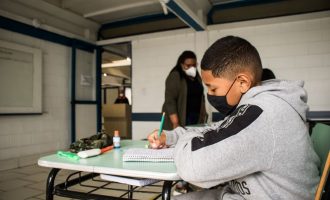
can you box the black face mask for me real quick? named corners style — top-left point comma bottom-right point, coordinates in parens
top-left (207, 78), bottom-right (238, 116)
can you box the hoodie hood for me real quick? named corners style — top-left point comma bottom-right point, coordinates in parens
top-left (241, 79), bottom-right (309, 121)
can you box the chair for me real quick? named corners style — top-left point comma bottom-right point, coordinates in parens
top-left (311, 123), bottom-right (330, 174)
top-left (311, 123), bottom-right (330, 200)
top-left (314, 152), bottom-right (329, 200)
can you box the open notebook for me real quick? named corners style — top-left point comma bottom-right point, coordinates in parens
top-left (123, 148), bottom-right (174, 162)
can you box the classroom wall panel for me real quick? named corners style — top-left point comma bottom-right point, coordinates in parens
top-left (207, 12), bottom-right (330, 112)
top-left (0, 28), bottom-right (71, 170)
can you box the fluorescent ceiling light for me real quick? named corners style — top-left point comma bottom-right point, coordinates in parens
top-left (102, 57), bottom-right (131, 68)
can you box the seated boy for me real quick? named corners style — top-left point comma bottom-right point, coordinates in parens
top-left (148, 36), bottom-right (320, 200)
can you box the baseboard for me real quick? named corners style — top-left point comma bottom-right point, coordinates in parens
top-left (0, 151), bottom-right (54, 171)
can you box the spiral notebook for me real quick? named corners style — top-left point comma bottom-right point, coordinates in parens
top-left (123, 148), bottom-right (174, 162)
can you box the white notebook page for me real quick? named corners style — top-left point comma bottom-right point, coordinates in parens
top-left (123, 148), bottom-right (174, 162)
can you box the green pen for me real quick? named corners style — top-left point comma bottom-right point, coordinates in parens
top-left (57, 151), bottom-right (80, 160)
top-left (158, 112), bottom-right (165, 137)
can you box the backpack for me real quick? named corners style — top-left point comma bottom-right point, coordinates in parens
top-left (70, 130), bottom-right (113, 153)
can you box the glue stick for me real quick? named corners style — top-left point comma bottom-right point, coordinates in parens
top-left (113, 130), bottom-right (121, 148)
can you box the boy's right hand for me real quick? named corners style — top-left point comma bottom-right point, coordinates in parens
top-left (147, 130), bottom-right (167, 149)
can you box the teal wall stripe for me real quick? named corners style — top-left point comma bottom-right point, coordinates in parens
top-left (96, 47), bottom-right (102, 132)
top-left (132, 111), bottom-right (330, 122)
top-left (0, 16), bottom-right (96, 52)
top-left (132, 113), bottom-right (162, 121)
top-left (71, 46), bottom-right (77, 143)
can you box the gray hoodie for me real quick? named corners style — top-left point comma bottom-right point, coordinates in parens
top-left (165, 79), bottom-right (320, 200)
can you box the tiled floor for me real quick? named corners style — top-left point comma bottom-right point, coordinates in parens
top-left (0, 164), bottom-right (174, 200)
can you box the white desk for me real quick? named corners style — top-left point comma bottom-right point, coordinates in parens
top-left (38, 140), bottom-right (180, 200)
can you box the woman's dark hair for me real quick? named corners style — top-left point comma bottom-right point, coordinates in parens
top-left (171, 50), bottom-right (196, 77)
top-left (201, 36), bottom-right (262, 84)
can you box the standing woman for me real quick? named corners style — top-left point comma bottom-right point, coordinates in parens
top-left (162, 50), bottom-right (207, 130)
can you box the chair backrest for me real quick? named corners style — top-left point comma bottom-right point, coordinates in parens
top-left (311, 123), bottom-right (330, 174)
top-left (314, 152), bottom-right (330, 200)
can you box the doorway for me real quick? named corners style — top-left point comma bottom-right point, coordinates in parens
top-left (101, 42), bottom-right (132, 139)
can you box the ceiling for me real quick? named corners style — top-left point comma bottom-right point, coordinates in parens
top-left (43, 0), bottom-right (330, 40)
top-left (101, 42), bottom-right (132, 86)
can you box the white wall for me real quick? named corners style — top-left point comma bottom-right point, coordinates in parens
top-left (208, 12), bottom-right (330, 111)
top-left (0, 28), bottom-right (71, 170)
top-left (131, 11), bottom-right (330, 139)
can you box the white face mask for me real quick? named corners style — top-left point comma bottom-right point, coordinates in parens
top-left (184, 67), bottom-right (197, 77)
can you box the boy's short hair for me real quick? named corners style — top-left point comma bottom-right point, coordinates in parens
top-left (201, 36), bottom-right (262, 84)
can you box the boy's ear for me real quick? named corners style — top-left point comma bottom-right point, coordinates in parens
top-left (237, 73), bottom-right (252, 94)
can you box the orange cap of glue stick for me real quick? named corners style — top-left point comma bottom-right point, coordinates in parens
top-left (101, 145), bottom-right (113, 153)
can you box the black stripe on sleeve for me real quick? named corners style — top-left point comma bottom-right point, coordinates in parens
top-left (191, 104), bottom-right (263, 151)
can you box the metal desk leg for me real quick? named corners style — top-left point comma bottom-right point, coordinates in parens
top-left (128, 185), bottom-right (133, 199)
top-left (46, 168), bottom-right (60, 200)
top-left (162, 181), bottom-right (173, 200)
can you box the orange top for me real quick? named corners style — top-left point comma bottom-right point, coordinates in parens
top-left (101, 145), bottom-right (113, 153)
top-left (114, 130), bottom-right (120, 137)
